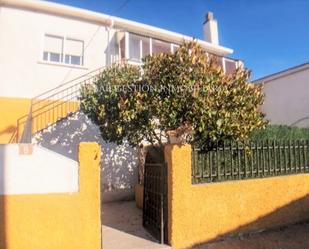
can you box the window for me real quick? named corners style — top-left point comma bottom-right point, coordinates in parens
top-left (224, 59), bottom-right (238, 74)
top-left (128, 33), bottom-right (151, 62)
top-left (43, 35), bottom-right (84, 66)
top-left (43, 35), bottom-right (63, 63)
top-left (141, 36), bottom-right (150, 57)
top-left (129, 34), bottom-right (141, 61)
top-left (120, 32), bottom-right (174, 62)
top-left (152, 39), bottom-right (171, 55)
top-left (65, 38), bottom-right (84, 66)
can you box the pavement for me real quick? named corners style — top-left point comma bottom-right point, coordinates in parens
top-left (102, 201), bottom-right (170, 249)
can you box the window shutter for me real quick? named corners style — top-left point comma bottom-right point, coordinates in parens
top-left (44, 35), bottom-right (63, 54)
top-left (66, 39), bottom-right (84, 56)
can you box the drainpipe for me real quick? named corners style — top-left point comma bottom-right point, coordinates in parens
top-left (107, 18), bottom-right (115, 66)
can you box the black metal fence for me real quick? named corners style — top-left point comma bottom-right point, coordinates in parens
top-left (192, 140), bottom-right (309, 184)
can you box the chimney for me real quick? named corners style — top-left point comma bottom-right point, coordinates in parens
top-left (203, 12), bottom-right (219, 45)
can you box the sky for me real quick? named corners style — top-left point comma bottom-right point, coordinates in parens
top-left (47, 0), bottom-right (309, 80)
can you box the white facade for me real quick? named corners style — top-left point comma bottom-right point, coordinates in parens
top-left (0, 0), bottom-right (241, 202)
top-left (0, 0), bottom-right (238, 99)
top-left (256, 63), bottom-right (309, 127)
top-left (0, 4), bottom-right (113, 98)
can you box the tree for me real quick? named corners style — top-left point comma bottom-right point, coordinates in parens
top-left (80, 41), bottom-right (267, 151)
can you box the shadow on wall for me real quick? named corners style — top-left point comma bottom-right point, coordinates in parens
top-left (0, 126), bottom-right (15, 136)
top-left (33, 111), bottom-right (138, 202)
top-left (0, 147), bottom-right (6, 248)
top-left (0, 125), bottom-right (17, 143)
top-left (192, 194), bottom-right (309, 248)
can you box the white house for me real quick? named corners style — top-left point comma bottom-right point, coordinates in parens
top-left (255, 62), bottom-right (309, 128)
top-left (0, 0), bottom-right (242, 202)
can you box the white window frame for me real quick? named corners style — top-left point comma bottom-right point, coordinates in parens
top-left (171, 43), bottom-right (180, 53)
top-left (126, 32), bottom-right (152, 63)
top-left (125, 32), bottom-right (176, 64)
top-left (41, 33), bottom-right (85, 67)
top-left (222, 57), bottom-right (226, 73)
top-left (42, 34), bottom-right (64, 63)
top-left (64, 37), bottom-right (84, 66)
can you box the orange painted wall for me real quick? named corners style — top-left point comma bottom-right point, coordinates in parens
top-left (0, 142), bottom-right (101, 249)
top-left (0, 97), bottom-right (31, 143)
top-left (0, 97), bottom-right (80, 143)
top-left (165, 144), bottom-right (309, 249)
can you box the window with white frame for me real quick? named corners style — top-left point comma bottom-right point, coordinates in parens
top-left (129, 34), bottom-right (141, 61)
top-left (120, 32), bottom-right (180, 62)
top-left (152, 39), bottom-right (171, 55)
top-left (128, 33), bottom-right (151, 62)
top-left (224, 58), bottom-right (238, 74)
top-left (65, 38), bottom-right (84, 66)
top-left (43, 35), bottom-right (84, 66)
top-left (43, 35), bottom-right (63, 63)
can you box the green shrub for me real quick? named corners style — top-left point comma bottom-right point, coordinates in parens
top-left (251, 125), bottom-right (309, 140)
top-left (81, 41), bottom-right (266, 150)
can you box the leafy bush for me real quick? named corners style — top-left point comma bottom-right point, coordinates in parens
top-left (251, 125), bottom-right (309, 140)
top-left (80, 41), bottom-right (267, 150)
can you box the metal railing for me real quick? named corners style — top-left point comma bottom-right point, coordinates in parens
top-left (192, 140), bottom-right (309, 184)
top-left (16, 66), bottom-right (107, 143)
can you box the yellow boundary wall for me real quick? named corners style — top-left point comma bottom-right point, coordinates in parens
top-left (0, 142), bottom-right (101, 249)
top-left (165, 144), bottom-right (309, 249)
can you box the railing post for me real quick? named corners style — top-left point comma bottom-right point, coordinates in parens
top-left (29, 107), bottom-right (33, 143)
top-left (16, 119), bottom-right (19, 143)
top-left (20, 105), bottom-right (33, 143)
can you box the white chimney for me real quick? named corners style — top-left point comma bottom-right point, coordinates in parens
top-left (203, 12), bottom-right (219, 45)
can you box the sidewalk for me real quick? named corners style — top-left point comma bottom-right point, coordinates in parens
top-left (102, 201), bottom-right (170, 249)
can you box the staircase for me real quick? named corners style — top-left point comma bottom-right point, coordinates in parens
top-left (15, 66), bottom-right (106, 143)
top-left (12, 64), bottom-right (139, 203)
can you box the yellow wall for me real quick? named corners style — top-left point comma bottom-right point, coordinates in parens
top-left (0, 97), bottom-right (31, 143)
top-left (165, 144), bottom-right (309, 249)
top-left (0, 97), bottom-right (79, 143)
top-left (0, 142), bottom-right (101, 249)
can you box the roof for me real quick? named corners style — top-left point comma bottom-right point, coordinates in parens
top-left (0, 0), bottom-right (233, 56)
top-left (253, 62), bottom-right (309, 84)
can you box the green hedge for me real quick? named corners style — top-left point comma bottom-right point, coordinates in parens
top-left (251, 125), bottom-right (309, 141)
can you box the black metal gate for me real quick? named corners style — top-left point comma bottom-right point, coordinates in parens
top-left (143, 148), bottom-right (167, 244)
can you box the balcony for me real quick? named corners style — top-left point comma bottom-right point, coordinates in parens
top-left (116, 32), bottom-right (242, 74)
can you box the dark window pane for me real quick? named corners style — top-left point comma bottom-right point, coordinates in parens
top-left (43, 51), bottom-right (48, 61)
top-left (142, 37), bottom-right (150, 58)
top-left (71, 55), bottom-right (81, 65)
top-left (225, 59), bottom-right (237, 74)
top-left (50, 52), bottom-right (61, 62)
top-left (120, 37), bottom-right (125, 59)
